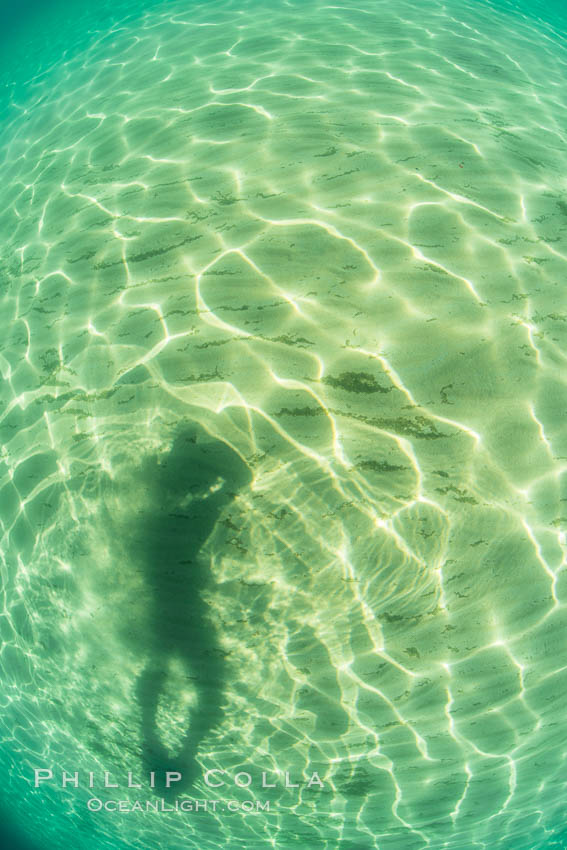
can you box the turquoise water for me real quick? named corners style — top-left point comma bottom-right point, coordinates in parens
top-left (1, 0), bottom-right (567, 848)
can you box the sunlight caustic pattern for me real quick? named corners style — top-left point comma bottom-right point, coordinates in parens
top-left (1, 0), bottom-right (567, 848)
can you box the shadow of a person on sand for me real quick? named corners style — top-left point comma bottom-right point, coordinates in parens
top-left (130, 422), bottom-right (251, 797)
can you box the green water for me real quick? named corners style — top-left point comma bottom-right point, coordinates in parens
top-left (1, 0), bottom-right (567, 848)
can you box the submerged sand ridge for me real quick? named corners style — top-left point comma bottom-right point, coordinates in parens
top-left (1, 0), bottom-right (567, 848)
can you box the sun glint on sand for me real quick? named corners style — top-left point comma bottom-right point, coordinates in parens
top-left (1, 0), bottom-right (567, 848)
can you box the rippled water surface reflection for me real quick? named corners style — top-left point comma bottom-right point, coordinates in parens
top-left (1, 0), bottom-right (567, 848)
